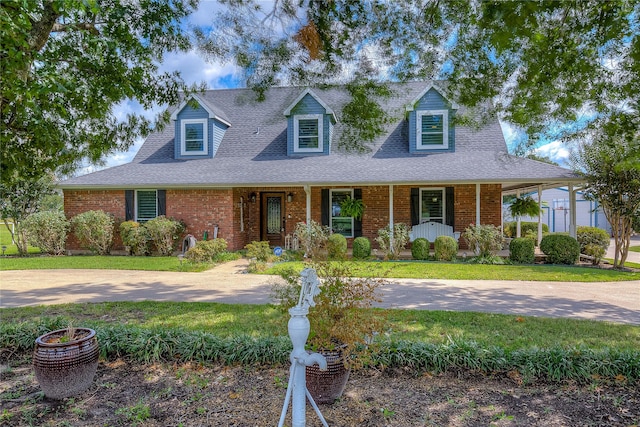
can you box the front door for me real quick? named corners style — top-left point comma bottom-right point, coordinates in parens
top-left (261, 192), bottom-right (284, 247)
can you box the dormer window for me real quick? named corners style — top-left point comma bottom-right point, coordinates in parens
top-left (294, 114), bottom-right (323, 152)
top-left (417, 110), bottom-right (448, 149)
top-left (181, 119), bottom-right (208, 155)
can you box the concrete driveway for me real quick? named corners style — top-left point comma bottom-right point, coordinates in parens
top-left (1, 259), bottom-right (638, 325)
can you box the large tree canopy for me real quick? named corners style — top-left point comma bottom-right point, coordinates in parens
top-left (197, 0), bottom-right (639, 152)
top-left (0, 0), bottom-right (200, 185)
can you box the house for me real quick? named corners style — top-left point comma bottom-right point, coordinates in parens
top-left (60, 82), bottom-right (582, 252)
top-left (504, 187), bottom-right (611, 235)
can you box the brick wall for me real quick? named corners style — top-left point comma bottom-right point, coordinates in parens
top-left (63, 184), bottom-right (503, 252)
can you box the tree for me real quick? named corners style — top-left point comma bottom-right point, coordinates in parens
top-left (571, 124), bottom-right (640, 268)
top-left (1, 0), bottom-right (200, 187)
top-left (196, 0), bottom-right (638, 153)
top-left (0, 177), bottom-right (55, 255)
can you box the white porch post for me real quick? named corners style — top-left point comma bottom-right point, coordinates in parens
top-left (476, 184), bottom-right (481, 225)
top-left (516, 189), bottom-right (521, 238)
top-left (304, 185), bottom-right (311, 225)
top-left (389, 185), bottom-right (394, 251)
top-left (537, 185), bottom-right (543, 246)
top-left (569, 184), bottom-right (577, 239)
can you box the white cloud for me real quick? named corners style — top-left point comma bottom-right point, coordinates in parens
top-left (534, 140), bottom-right (571, 166)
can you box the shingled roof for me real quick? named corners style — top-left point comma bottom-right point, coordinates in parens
top-left (60, 82), bottom-right (579, 189)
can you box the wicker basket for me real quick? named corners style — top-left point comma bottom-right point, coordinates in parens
top-left (305, 350), bottom-right (350, 404)
top-left (33, 328), bottom-right (99, 399)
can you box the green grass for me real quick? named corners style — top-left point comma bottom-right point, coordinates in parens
top-left (629, 245), bottom-right (640, 253)
top-left (0, 255), bottom-right (211, 272)
top-left (266, 261), bottom-right (640, 282)
top-left (0, 225), bottom-right (41, 255)
top-left (2, 301), bottom-right (638, 352)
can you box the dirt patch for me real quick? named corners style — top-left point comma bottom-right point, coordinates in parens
top-left (1, 354), bottom-right (638, 426)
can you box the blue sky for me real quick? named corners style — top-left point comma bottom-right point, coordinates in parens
top-left (87, 1), bottom-right (570, 175)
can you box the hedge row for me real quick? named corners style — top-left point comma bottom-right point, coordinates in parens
top-left (2, 319), bottom-right (638, 384)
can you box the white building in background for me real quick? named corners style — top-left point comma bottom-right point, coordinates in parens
top-left (505, 187), bottom-right (611, 235)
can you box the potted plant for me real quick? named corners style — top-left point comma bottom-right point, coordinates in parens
top-left (339, 197), bottom-right (365, 221)
top-left (271, 262), bottom-right (387, 403)
top-left (33, 324), bottom-right (99, 399)
top-left (509, 196), bottom-right (540, 238)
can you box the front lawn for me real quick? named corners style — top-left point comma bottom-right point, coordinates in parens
top-left (266, 260), bottom-right (640, 282)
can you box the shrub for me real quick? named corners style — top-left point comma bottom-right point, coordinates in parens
top-left (71, 210), bottom-right (114, 255)
top-left (245, 241), bottom-right (272, 262)
top-left (352, 236), bottom-right (371, 259)
top-left (463, 224), bottom-right (503, 258)
top-left (411, 238), bottom-right (430, 260)
top-left (434, 235), bottom-right (457, 261)
top-left (510, 237), bottom-right (535, 264)
top-left (505, 221), bottom-right (549, 238)
top-left (119, 221), bottom-right (150, 256)
top-left (144, 216), bottom-right (185, 256)
top-left (184, 238), bottom-right (228, 263)
top-left (294, 220), bottom-right (330, 259)
top-left (327, 233), bottom-right (347, 260)
top-left (540, 234), bottom-right (580, 265)
top-left (375, 223), bottom-right (410, 260)
top-left (22, 211), bottom-right (69, 255)
top-left (577, 226), bottom-right (609, 265)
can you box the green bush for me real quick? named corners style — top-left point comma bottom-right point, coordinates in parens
top-left (463, 224), bottom-right (503, 258)
top-left (540, 234), bottom-right (580, 265)
top-left (375, 223), bottom-right (410, 260)
top-left (434, 235), bottom-right (457, 261)
top-left (352, 236), bottom-right (371, 259)
top-left (119, 221), bottom-right (150, 256)
top-left (22, 211), bottom-right (69, 255)
top-left (71, 210), bottom-right (114, 255)
top-left (577, 226), bottom-right (609, 265)
top-left (509, 237), bottom-right (535, 264)
top-left (184, 238), bottom-right (228, 263)
top-left (245, 241), bottom-right (272, 262)
top-left (505, 221), bottom-right (549, 238)
top-left (327, 233), bottom-right (347, 260)
top-left (411, 238), bottom-right (430, 260)
top-left (144, 216), bottom-right (185, 256)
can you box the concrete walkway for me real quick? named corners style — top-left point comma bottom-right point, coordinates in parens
top-left (1, 258), bottom-right (638, 325)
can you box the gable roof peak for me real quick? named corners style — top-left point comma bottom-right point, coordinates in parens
top-left (170, 93), bottom-right (232, 127)
top-left (283, 88), bottom-right (337, 121)
top-left (406, 83), bottom-right (459, 112)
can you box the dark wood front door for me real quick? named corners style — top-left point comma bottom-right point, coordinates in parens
top-left (261, 192), bottom-right (284, 247)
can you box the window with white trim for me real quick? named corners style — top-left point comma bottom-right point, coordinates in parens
top-left (181, 118), bottom-right (208, 155)
top-left (294, 114), bottom-right (323, 152)
top-left (417, 110), bottom-right (448, 149)
top-left (330, 189), bottom-right (354, 237)
top-left (136, 190), bottom-right (157, 222)
top-left (420, 188), bottom-right (445, 223)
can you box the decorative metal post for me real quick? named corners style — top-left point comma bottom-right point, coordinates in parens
top-left (278, 268), bottom-right (329, 427)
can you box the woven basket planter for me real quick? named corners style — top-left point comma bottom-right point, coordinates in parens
top-left (306, 350), bottom-right (350, 404)
top-left (33, 328), bottom-right (99, 399)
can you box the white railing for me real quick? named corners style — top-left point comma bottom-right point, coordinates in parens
top-left (409, 221), bottom-right (461, 242)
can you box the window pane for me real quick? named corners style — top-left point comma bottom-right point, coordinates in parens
top-left (184, 123), bottom-right (204, 151)
top-left (137, 191), bottom-right (157, 222)
top-left (421, 114), bottom-right (443, 145)
top-left (298, 119), bottom-right (319, 148)
top-left (421, 190), bottom-right (443, 223)
top-left (331, 191), bottom-right (353, 237)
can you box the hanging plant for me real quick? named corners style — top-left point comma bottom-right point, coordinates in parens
top-left (509, 196), bottom-right (541, 218)
top-left (339, 197), bottom-right (365, 221)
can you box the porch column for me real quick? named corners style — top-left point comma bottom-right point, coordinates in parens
top-left (537, 185), bottom-right (543, 246)
top-left (516, 189), bottom-right (521, 238)
top-left (569, 184), bottom-right (577, 239)
top-left (304, 185), bottom-right (311, 225)
top-left (476, 184), bottom-right (481, 225)
top-left (389, 185), bottom-right (394, 250)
